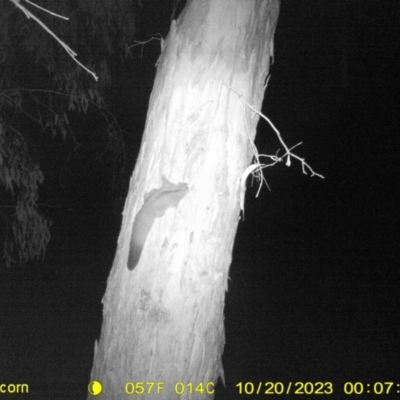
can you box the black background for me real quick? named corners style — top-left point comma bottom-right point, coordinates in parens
top-left (1, 1), bottom-right (399, 398)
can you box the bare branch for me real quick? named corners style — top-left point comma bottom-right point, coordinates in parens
top-left (224, 83), bottom-right (324, 214)
top-left (9, 0), bottom-right (98, 81)
top-left (25, 0), bottom-right (69, 20)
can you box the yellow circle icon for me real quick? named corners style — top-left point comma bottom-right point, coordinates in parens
top-left (88, 380), bottom-right (103, 396)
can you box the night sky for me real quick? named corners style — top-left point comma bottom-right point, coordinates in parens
top-left (1, 1), bottom-right (399, 399)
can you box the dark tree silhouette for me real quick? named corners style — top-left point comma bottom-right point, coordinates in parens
top-left (0, 0), bottom-right (137, 267)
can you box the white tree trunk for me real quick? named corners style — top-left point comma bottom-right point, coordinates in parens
top-left (88, 1), bottom-right (280, 398)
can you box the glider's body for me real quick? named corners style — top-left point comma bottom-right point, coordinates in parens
top-left (127, 177), bottom-right (188, 271)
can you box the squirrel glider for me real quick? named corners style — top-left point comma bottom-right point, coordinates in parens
top-left (127, 175), bottom-right (188, 271)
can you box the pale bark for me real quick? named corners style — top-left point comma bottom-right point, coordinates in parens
top-left (89, 1), bottom-right (280, 398)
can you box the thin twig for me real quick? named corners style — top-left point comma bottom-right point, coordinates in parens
top-left (9, 0), bottom-right (98, 81)
top-left (224, 83), bottom-right (324, 213)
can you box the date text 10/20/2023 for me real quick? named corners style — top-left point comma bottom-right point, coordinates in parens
top-left (236, 381), bottom-right (400, 396)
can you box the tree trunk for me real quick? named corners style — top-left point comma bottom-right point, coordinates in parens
top-left (88, 0), bottom-right (280, 398)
